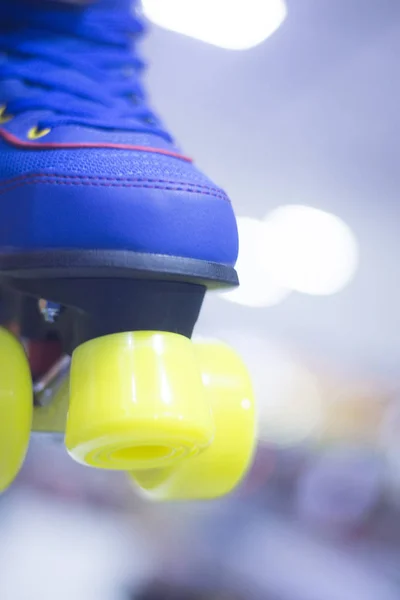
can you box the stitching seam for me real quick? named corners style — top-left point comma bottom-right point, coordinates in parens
top-left (0, 172), bottom-right (225, 192)
top-left (0, 174), bottom-right (230, 201)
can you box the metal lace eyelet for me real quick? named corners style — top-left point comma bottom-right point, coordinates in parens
top-left (0, 104), bottom-right (14, 125)
top-left (27, 125), bottom-right (51, 140)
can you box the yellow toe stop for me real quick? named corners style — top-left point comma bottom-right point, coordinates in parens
top-left (0, 328), bottom-right (32, 492)
top-left (130, 340), bottom-right (256, 501)
top-left (65, 332), bottom-right (214, 471)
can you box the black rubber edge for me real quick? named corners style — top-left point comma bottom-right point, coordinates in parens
top-left (0, 249), bottom-right (238, 289)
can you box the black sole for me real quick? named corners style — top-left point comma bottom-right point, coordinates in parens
top-left (0, 250), bottom-right (238, 353)
top-left (0, 249), bottom-right (238, 287)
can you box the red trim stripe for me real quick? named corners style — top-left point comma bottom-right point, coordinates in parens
top-left (0, 128), bottom-right (192, 162)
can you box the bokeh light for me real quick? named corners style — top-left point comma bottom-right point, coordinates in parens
top-left (256, 351), bottom-right (323, 446)
top-left (215, 331), bottom-right (323, 447)
top-left (221, 217), bottom-right (291, 308)
top-left (263, 205), bottom-right (359, 296)
top-left (142, 0), bottom-right (287, 50)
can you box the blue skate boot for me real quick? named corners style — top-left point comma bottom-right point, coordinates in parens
top-left (0, 0), bottom-right (255, 499)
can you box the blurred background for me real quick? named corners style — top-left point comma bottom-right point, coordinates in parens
top-left (2, 0), bottom-right (400, 598)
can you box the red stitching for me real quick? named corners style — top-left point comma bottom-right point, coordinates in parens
top-left (0, 128), bottom-right (193, 163)
top-left (0, 177), bottom-right (230, 201)
top-left (0, 172), bottom-right (226, 194)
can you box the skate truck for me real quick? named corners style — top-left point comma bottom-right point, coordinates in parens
top-left (0, 251), bottom-right (256, 500)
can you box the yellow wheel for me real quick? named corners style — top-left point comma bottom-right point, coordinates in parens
top-left (65, 332), bottom-right (214, 470)
top-left (0, 327), bottom-right (32, 492)
top-left (130, 341), bottom-right (256, 500)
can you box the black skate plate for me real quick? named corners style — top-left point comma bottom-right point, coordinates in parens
top-left (0, 250), bottom-right (238, 349)
top-left (0, 249), bottom-right (238, 288)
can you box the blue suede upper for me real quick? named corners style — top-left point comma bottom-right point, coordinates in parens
top-left (0, 0), bottom-right (238, 266)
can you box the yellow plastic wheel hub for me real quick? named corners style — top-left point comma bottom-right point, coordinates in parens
top-left (130, 340), bottom-right (256, 500)
top-left (66, 331), bottom-right (214, 470)
top-left (0, 327), bottom-right (32, 492)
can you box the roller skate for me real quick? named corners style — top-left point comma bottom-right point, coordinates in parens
top-left (0, 0), bottom-right (256, 499)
